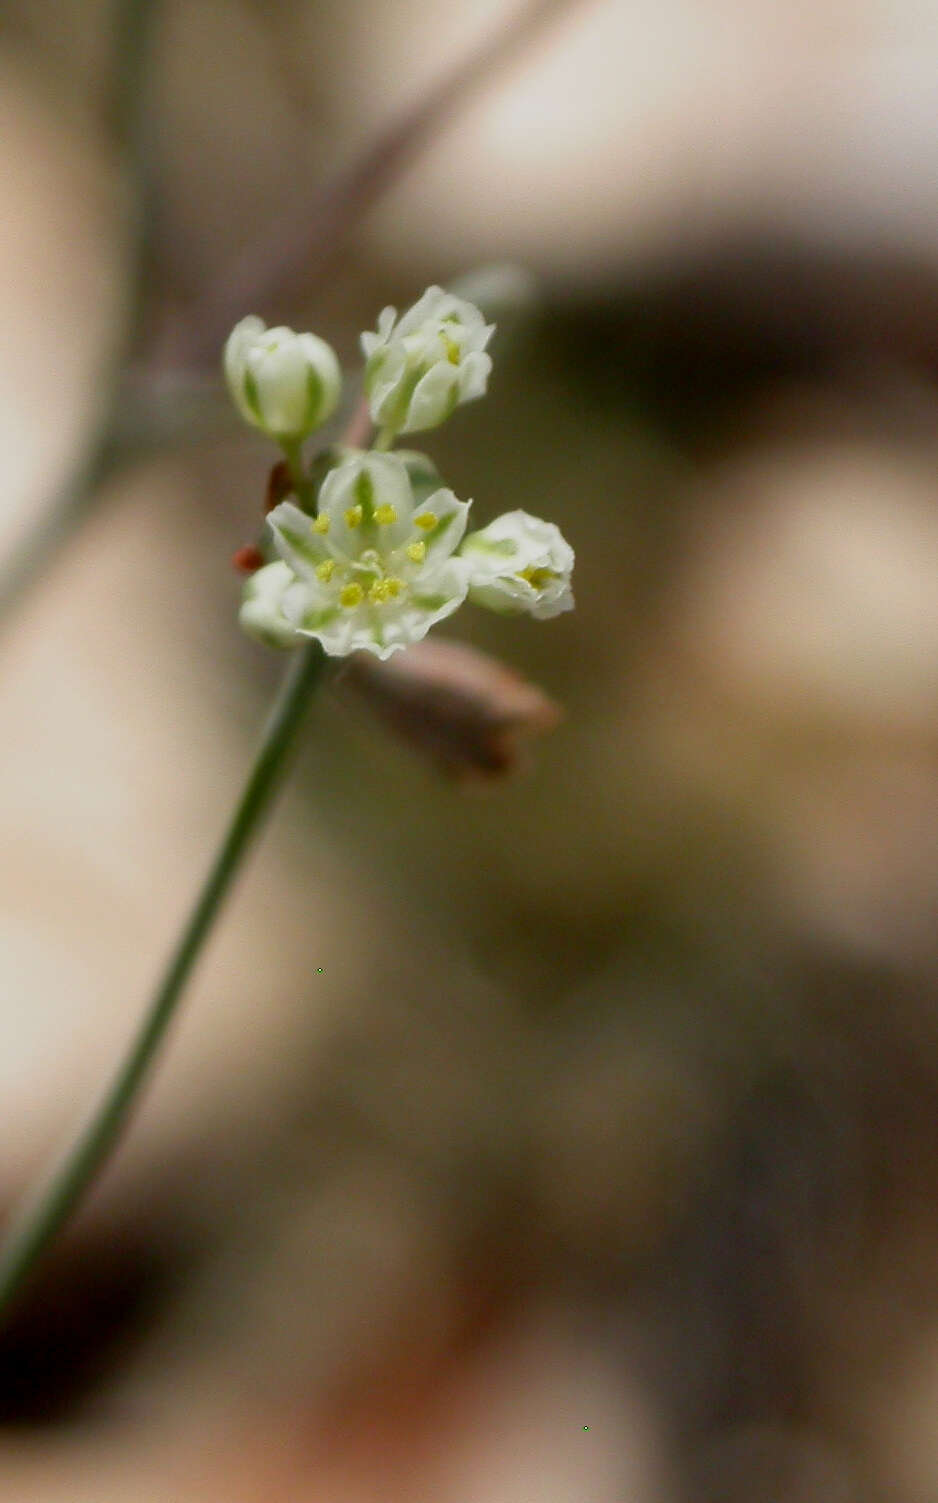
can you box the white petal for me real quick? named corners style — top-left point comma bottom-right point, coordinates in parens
top-left (223, 315), bottom-right (266, 424)
top-left (403, 361), bottom-right (459, 432)
top-left (365, 345), bottom-right (408, 422)
top-left (249, 339), bottom-right (311, 436)
top-left (268, 501), bottom-right (332, 580)
top-left (457, 349), bottom-right (492, 403)
top-left (295, 332), bottom-right (342, 423)
top-left (399, 486), bottom-right (471, 570)
top-left (239, 560), bottom-right (302, 648)
top-left (394, 286), bottom-right (447, 337)
top-left (224, 315), bottom-right (265, 383)
top-left (281, 576), bottom-right (342, 631)
top-left (407, 557), bottom-right (471, 629)
top-left (466, 577), bottom-right (530, 615)
top-left (363, 557), bottom-right (470, 658)
top-left (377, 306), bottom-right (398, 339)
top-left (530, 579), bottom-right (575, 619)
top-left (318, 451), bottom-right (416, 559)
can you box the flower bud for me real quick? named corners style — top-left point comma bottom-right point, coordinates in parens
top-left (338, 637), bottom-right (562, 782)
top-left (361, 286), bottom-right (494, 436)
top-left (224, 316), bottom-right (341, 443)
top-left (239, 561), bottom-right (302, 649)
top-left (461, 510), bottom-right (574, 620)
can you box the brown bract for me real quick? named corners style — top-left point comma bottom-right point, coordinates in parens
top-left (338, 638), bottom-right (562, 782)
top-left (264, 460), bottom-right (293, 514)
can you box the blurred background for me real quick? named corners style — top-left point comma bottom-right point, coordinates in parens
top-left (3, 0), bottom-right (938, 1497)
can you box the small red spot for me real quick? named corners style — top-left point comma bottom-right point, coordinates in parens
top-left (232, 544), bottom-right (264, 575)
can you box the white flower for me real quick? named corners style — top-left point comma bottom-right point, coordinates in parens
top-left (239, 561), bottom-right (303, 649)
top-left (460, 510), bottom-right (574, 620)
top-left (361, 286), bottom-right (494, 436)
top-left (265, 451), bottom-right (472, 660)
top-left (224, 316), bottom-right (342, 442)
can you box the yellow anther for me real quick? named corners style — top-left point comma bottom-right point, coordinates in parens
top-left (340, 583), bottom-right (364, 608)
top-left (315, 559), bottom-right (335, 583)
top-left (367, 576), bottom-right (404, 604)
top-left (414, 512), bottom-right (437, 530)
top-left (443, 334), bottom-right (461, 365)
top-left (374, 504), bottom-right (398, 525)
top-left (344, 505), bottom-right (363, 529)
top-left (406, 540), bottom-right (426, 563)
top-left (311, 513), bottom-right (330, 534)
top-left (519, 565), bottom-right (554, 589)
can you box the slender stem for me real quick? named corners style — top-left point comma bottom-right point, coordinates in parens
top-left (373, 425), bottom-right (397, 453)
top-left (280, 437), bottom-right (316, 510)
top-left (0, 638), bottom-right (327, 1320)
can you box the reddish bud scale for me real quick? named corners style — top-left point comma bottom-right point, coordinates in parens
top-left (232, 544), bottom-right (265, 575)
top-left (265, 460), bottom-right (292, 514)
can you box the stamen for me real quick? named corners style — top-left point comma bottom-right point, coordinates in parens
top-left (518, 566), bottom-right (555, 589)
top-left (340, 583), bottom-right (364, 608)
top-left (406, 540), bottom-right (426, 563)
top-left (370, 578), bottom-right (401, 604)
top-left (345, 506), bottom-right (363, 529)
top-left (414, 512), bottom-right (437, 530)
top-left (374, 504), bottom-right (398, 525)
top-left (316, 559), bottom-right (335, 582)
top-left (311, 514), bottom-right (330, 534)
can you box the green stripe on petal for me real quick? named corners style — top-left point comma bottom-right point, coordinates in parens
top-left (355, 467), bottom-right (376, 525)
top-left (300, 605), bottom-right (341, 630)
top-left (242, 367), bottom-right (264, 425)
top-left (410, 592), bottom-right (452, 611)
top-left (304, 364), bottom-right (324, 429)
top-left (462, 534), bottom-right (518, 557)
top-left (278, 525), bottom-right (325, 568)
top-left (429, 509), bottom-right (457, 544)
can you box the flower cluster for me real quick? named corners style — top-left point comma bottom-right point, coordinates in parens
top-left (224, 287), bottom-right (573, 661)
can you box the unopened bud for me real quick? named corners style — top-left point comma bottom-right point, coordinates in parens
top-left (337, 637), bottom-right (562, 781)
top-left (224, 316), bottom-right (341, 443)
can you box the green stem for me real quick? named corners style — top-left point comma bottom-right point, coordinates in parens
top-left (374, 425), bottom-right (398, 452)
top-left (0, 638), bottom-right (327, 1321)
top-left (281, 438), bottom-right (316, 509)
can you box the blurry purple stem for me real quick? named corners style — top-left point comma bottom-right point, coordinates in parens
top-left (152, 0), bottom-right (591, 369)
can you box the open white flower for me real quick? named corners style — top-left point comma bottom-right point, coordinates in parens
top-left (239, 560), bottom-right (303, 649)
top-left (361, 286), bottom-right (494, 436)
top-left (224, 316), bottom-right (342, 442)
top-left (264, 451), bottom-right (471, 659)
top-left (461, 510), bottom-right (574, 619)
